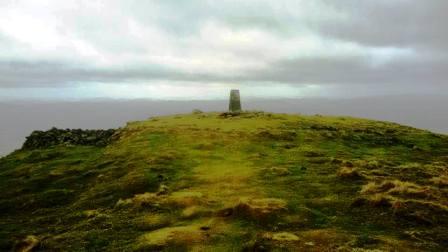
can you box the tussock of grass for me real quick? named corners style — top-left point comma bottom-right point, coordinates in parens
top-left (135, 213), bottom-right (172, 231)
top-left (264, 166), bottom-right (291, 176)
top-left (262, 232), bottom-right (300, 242)
top-left (181, 206), bottom-right (212, 219)
top-left (431, 175), bottom-right (448, 187)
top-left (337, 166), bottom-right (363, 179)
top-left (361, 180), bottom-right (437, 200)
top-left (356, 178), bottom-right (448, 227)
top-left (13, 235), bottom-right (40, 252)
top-left (135, 225), bottom-right (205, 250)
top-left (115, 192), bottom-right (159, 208)
top-left (234, 198), bottom-right (287, 222)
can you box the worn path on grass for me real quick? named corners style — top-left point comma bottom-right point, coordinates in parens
top-left (140, 113), bottom-right (291, 211)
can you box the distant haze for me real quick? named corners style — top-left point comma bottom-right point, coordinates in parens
top-left (1, 96), bottom-right (447, 157)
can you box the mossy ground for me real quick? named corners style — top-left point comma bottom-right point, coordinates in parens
top-left (1, 112), bottom-right (448, 251)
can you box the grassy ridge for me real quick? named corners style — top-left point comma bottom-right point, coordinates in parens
top-left (1, 112), bottom-right (447, 251)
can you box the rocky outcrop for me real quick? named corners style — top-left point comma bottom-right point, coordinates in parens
top-left (22, 127), bottom-right (117, 149)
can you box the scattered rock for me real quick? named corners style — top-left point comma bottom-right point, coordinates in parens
top-left (219, 112), bottom-right (241, 118)
top-left (22, 127), bottom-right (117, 149)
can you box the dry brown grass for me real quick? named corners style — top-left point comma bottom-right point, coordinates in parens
top-left (430, 175), bottom-right (448, 187)
top-left (135, 224), bottom-right (206, 250)
top-left (371, 194), bottom-right (393, 207)
top-left (262, 232), bottom-right (300, 242)
top-left (265, 167), bottom-right (291, 176)
top-left (298, 229), bottom-right (351, 250)
top-left (337, 166), bottom-right (363, 179)
top-left (181, 206), bottom-right (212, 219)
top-left (115, 190), bottom-right (207, 210)
top-left (164, 191), bottom-right (205, 208)
top-left (234, 198), bottom-right (287, 221)
top-left (115, 192), bottom-right (158, 208)
top-left (13, 235), bottom-right (40, 252)
top-left (355, 177), bottom-right (448, 227)
top-left (361, 180), bottom-right (437, 200)
top-left (135, 213), bottom-right (172, 231)
top-left (134, 218), bottom-right (230, 250)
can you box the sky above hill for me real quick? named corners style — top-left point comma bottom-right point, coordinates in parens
top-left (0, 0), bottom-right (447, 100)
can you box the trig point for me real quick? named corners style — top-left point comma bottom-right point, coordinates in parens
top-left (229, 89), bottom-right (242, 112)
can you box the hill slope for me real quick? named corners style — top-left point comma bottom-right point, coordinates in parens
top-left (1, 112), bottom-right (448, 251)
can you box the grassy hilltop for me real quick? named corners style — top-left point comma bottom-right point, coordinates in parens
top-left (1, 111), bottom-right (448, 251)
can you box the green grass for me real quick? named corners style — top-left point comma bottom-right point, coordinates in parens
top-left (1, 111), bottom-right (447, 251)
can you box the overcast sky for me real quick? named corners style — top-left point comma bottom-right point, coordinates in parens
top-left (0, 0), bottom-right (447, 100)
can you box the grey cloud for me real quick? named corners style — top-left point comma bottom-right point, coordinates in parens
top-left (318, 1), bottom-right (448, 52)
top-left (0, 62), bottom-right (207, 88)
top-left (247, 56), bottom-right (448, 88)
top-left (2, 54), bottom-right (447, 94)
top-left (0, 60), bottom-right (244, 88)
top-left (0, 61), bottom-right (178, 87)
top-left (1, 0), bottom-right (447, 96)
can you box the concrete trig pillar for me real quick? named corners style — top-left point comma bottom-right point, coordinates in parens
top-left (229, 89), bottom-right (242, 112)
